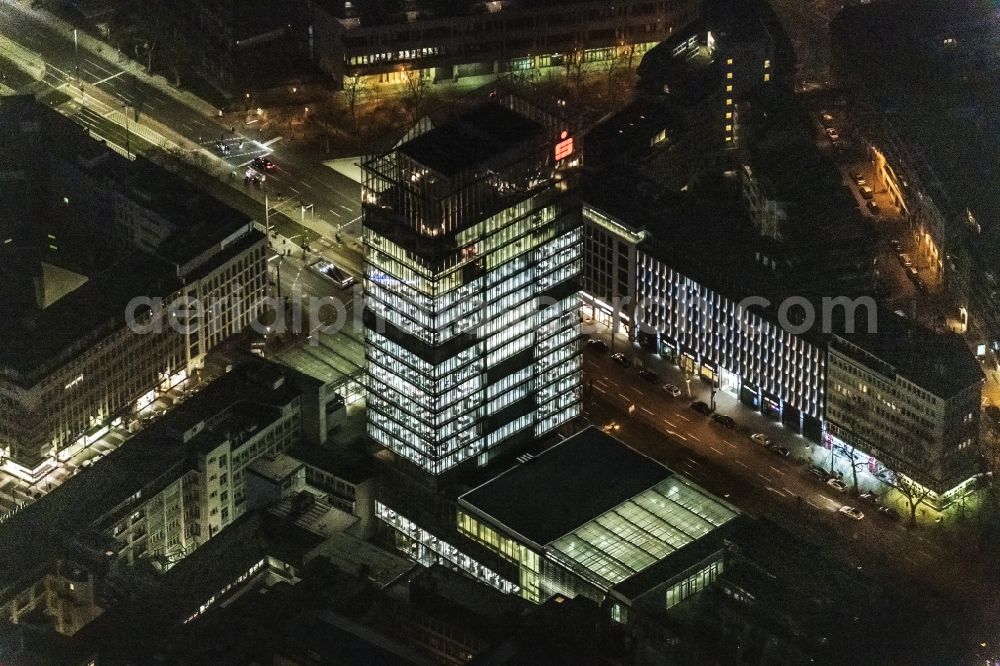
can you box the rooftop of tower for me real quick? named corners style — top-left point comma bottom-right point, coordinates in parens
top-left (397, 103), bottom-right (546, 177)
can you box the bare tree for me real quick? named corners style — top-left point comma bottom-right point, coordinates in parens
top-left (563, 45), bottom-right (586, 93)
top-left (343, 70), bottom-right (368, 132)
top-left (401, 66), bottom-right (430, 125)
top-left (884, 471), bottom-right (934, 527)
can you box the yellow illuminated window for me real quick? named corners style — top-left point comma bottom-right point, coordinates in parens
top-left (725, 136), bottom-right (733, 142)
top-left (763, 73), bottom-right (770, 82)
top-left (764, 59), bottom-right (771, 68)
top-left (725, 124), bottom-right (732, 131)
top-left (726, 71), bottom-right (733, 79)
top-left (726, 84), bottom-right (733, 92)
top-left (726, 98), bottom-right (732, 105)
top-left (725, 112), bottom-right (732, 119)
top-left (726, 58), bottom-right (733, 65)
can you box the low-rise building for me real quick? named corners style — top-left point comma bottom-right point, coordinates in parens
top-left (456, 426), bottom-right (742, 622)
top-left (0, 359), bottom-right (322, 636)
top-left (307, 0), bottom-right (699, 88)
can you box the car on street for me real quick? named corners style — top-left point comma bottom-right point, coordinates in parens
top-left (638, 369), bottom-right (660, 384)
top-left (750, 432), bottom-right (773, 447)
top-left (838, 505), bottom-right (865, 521)
top-left (867, 200), bottom-right (879, 215)
top-left (820, 111), bottom-right (834, 125)
top-left (663, 383), bottom-right (682, 397)
top-left (807, 465), bottom-right (830, 481)
top-left (611, 353), bottom-right (632, 368)
top-left (712, 414), bottom-right (735, 429)
top-left (827, 478), bottom-right (848, 493)
top-left (586, 338), bottom-right (609, 353)
top-left (825, 127), bottom-right (839, 141)
top-left (690, 401), bottom-right (713, 415)
top-left (890, 238), bottom-right (902, 251)
top-left (252, 156), bottom-right (276, 171)
top-left (767, 443), bottom-right (791, 457)
top-left (898, 253), bottom-right (912, 267)
top-left (859, 185), bottom-right (874, 199)
top-left (849, 171), bottom-right (866, 186)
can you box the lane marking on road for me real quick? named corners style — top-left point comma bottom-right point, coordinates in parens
top-left (328, 208), bottom-right (342, 218)
top-left (710, 446), bottom-right (724, 456)
top-left (301, 181), bottom-right (313, 189)
top-left (757, 473), bottom-right (773, 483)
top-left (677, 414), bottom-right (691, 422)
top-left (617, 392), bottom-right (630, 401)
top-left (262, 137), bottom-right (282, 146)
top-left (633, 390), bottom-right (646, 397)
top-left (593, 379), bottom-right (608, 388)
top-left (766, 487), bottom-right (785, 497)
top-left (594, 386), bottom-right (606, 394)
top-left (685, 458), bottom-right (700, 466)
top-left (736, 460), bottom-right (749, 469)
top-left (339, 204), bottom-right (352, 211)
top-left (688, 432), bottom-right (701, 442)
top-left (769, 466), bottom-right (785, 476)
top-left (663, 419), bottom-right (677, 428)
top-left (806, 499), bottom-right (821, 510)
top-left (640, 407), bottom-right (654, 416)
top-left (783, 487), bottom-right (795, 496)
top-left (288, 186), bottom-right (300, 194)
top-left (667, 430), bottom-right (687, 441)
top-left (918, 549), bottom-right (934, 560)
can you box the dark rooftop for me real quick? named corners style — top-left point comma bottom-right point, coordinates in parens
top-left (0, 360), bottom-right (305, 599)
top-left (831, 308), bottom-right (982, 398)
top-left (0, 96), bottom-right (259, 383)
top-left (459, 427), bottom-right (672, 546)
top-left (397, 103), bottom-right (544, 177)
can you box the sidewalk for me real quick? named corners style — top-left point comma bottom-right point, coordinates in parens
top-left (6, 0), bottom-right (221, 118)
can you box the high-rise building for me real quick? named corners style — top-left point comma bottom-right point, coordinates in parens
top-left (362, 97), bottom-right (583, 477)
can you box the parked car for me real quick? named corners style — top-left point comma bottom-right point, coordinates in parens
top-left (586, 338), bottom-right (609, 353)
top-left (750, 432), bottom-right (773, 447)
top-left (838, 505), bottom-right (865, 521)
top-left (859, 185), bottom-right (874, 199)
top-left (820, 111), bottom-right (834, 125)
top-left (767, 444), bottom-right (791, 457)
top-left (877, 505), bottom-right (900, 521)
top-left (807, 465), bottom-right (830, 481)
top-left (663, 383), bottom-right (682, 397)
top-left (898, 253), bottom-right (913, 268)
top-left (849, 170), bottom-right (865, 186)
top-left (638, 369), bottom-right (660, 384)
top-left (889, 238), bottom-right (902, 251)
top-left (611, 353), bottom-right (631, 368)
top-left (867, 200), bottom-right (880, 215)
top-left (859, 492), bottom-right (879, 504)
top-left (826, 127), bottom-right (840, 141)
top-left (712, 414), bottom-right (735, 429)
top-left (827, 478), bottom-right (848, 493)
top-left (690, 401), bottom-right (713, 415)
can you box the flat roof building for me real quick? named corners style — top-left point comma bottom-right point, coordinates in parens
top-left (456, 426), bottom-right (741, 621)
top-left (0, 96), bottom-right (268, 472)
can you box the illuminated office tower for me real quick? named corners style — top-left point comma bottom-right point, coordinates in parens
top-left (362, 98), bottom-right (582, 476)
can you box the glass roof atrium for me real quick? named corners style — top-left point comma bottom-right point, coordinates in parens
top-left (547, 476), bottom-right (738, 588)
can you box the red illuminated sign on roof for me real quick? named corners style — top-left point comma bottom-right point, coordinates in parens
top-left (555, 130), bottom-right (574, 161)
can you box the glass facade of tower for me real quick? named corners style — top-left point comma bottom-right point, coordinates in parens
top-left (362, 100), bottom-right (583, 475)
